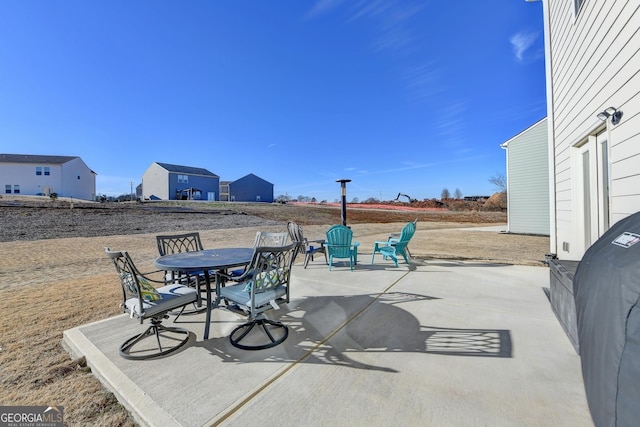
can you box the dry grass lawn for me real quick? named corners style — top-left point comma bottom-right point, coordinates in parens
top-left (0, 201), bottom-right (549, 425)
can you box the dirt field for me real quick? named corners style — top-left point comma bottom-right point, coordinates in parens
top-left (0, 197), bottom-right (550, 426)
top-left (0, 198), bottom-right (506, 242)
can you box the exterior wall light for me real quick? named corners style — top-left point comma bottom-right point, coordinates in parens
top-left (597, 107), bottom-right (623, 125)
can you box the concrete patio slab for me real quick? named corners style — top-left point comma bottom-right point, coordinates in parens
top-left (63, 260), bottom-right (593, 426)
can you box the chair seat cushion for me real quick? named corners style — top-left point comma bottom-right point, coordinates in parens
top-left (237, 268), bottom-right (284, 292)
top-left (230, 268), bottom-right (254, 280)
top-left (125, 284), bottom-right (198, 318)
top-left (121, 272), bottom-right (163, 302)
top-left (219, 282), bottom-right (287, 308)
top-left (138, 275), bottom-right (163, 301)
top-left (306, 245), bottom-right (324, 254)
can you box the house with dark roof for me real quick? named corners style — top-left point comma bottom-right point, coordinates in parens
top-left (0, 154), bottom-right (97, 200)
top-left (228, 173), bottom-right (273, 203)
top-left (141, 162), bottom-right (220, 201)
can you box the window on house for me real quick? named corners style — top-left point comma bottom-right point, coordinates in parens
top-left (36, 166), bottom-right (42, 176)
top-left (44, 167), bottom-right (50, 176)
top-left (13, 185), bottom-right (20, 194)
top-left (574, 0), bottom-right (585, 16)
top-left (177, 175), bottom-right (188, 184)
top-left (256, 195), bottom-right (261, 201)
top-left (5, 185), bottom-right (11, 194)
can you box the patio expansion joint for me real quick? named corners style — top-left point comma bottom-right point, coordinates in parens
top-left (210, 270), bottom-right (412, 425)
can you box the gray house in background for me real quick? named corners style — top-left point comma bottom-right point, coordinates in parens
top-left (500, 118), bottom-right (550, 235)
top-left (142, 162), bottom-right (219, 201)
top-left (0, 153), bottom-right (96, 201)
top-left (228, 173), bottom-right (273, 202)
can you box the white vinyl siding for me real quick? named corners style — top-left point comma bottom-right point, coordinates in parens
top-left (59, 157), bottom-right (96, 200)
top-left (0, 156), bottom-right (95, 200)
top-left (549, 0), bottom-right (640, 260)
top-left (142, 162), bottom-right (170, 200)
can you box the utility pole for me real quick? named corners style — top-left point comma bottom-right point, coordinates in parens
top-left (130, 182), bottom-right (134, 201)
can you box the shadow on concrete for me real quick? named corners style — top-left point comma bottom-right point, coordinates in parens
top-left (192, 292), bottom-right (512, 373)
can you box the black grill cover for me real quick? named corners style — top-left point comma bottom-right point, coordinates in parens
top-left (574, 211), bottom-right (640, 427)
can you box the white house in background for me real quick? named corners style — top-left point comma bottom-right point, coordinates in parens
top-left (0, 154), bottom-right (96, 201)
top-left (500, 117), bottom-right (549, 235)
top-left (544, 1), bottom-right (640, 261)
top-left (142, 162), bottom-right (220, 201)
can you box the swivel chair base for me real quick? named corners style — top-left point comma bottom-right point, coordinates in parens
top-left (229, 317), bottom-right (289, 350)
top-left (120, 318), bottom-right (191, 360)
top-left (170, 303), bottom-right (207, 323)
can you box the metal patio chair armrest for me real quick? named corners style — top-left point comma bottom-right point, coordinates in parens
top-left (105, 247), bottom-right (200, 360)
top-left (218, 243), bottom-right (298, 350)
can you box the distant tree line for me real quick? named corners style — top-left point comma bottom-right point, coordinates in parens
top-left (95, 193), bottom-right (138, 203)
top-left (275, 173), bottom-right (507, 209)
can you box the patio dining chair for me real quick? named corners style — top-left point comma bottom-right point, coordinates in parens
top-left (156, 232), bottom-right (207, 321)
top-left (217, 242), bottom-right (299, 350)
top-left (229, 231), bottom-right (289, 279)
top-left (253, 231), bottom-right (289, 247)
top-left (325, 224), bottom-right (359, 271)
top-left (105, 247), bottom-right (199, 360)
top-left (372, 221), bottom-right (416, 267)
top-left (287, 221), bottom-right (327, 268)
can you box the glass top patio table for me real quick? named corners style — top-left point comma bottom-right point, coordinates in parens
top-left (154, 247), bottom-right (254, 339)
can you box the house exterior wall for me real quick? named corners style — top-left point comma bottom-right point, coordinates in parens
top-left (503, 118), bottom-right (550, 235)
top-left (59, 157), bottom-right (97, 200)
top-left (547, 0), bottom-right (640, 260)
top-left (170, 174), bottom-right (219, 200)
top-left (0, 155), bottom-right (96, 200)
top-left (142, 162), bottom-right (220, 200)
top-left (1, 162), bottom-right (62, 197)
top-left (142, 163), bottom-right (169, 200)
top-left (229, 174), bottom-right (273, 202)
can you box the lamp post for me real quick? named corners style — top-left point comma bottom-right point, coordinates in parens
top-left (336, 179), bottom-right (351, 226)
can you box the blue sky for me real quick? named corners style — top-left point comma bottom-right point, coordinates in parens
top-left (0, 0), bottom-right (546, 202)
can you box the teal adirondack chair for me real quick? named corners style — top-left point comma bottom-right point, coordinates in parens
top-left (388, 217), bottom-right (417, 259)
top-left (325, 225), bottom-right (359, 271)
top-left (371, 221), bottom-right (416, 267)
